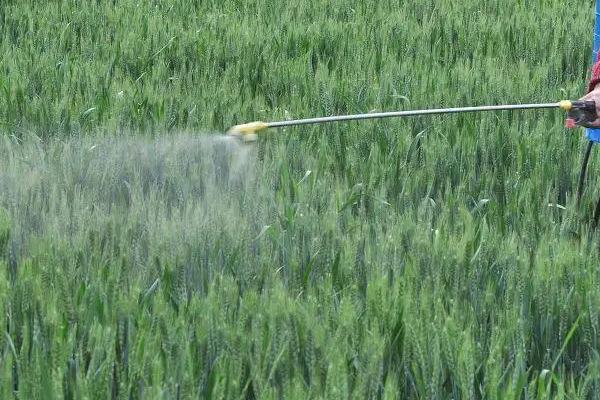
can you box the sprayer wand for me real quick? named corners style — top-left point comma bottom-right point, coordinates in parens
top-left (227, 100), bottom-right (597, 141)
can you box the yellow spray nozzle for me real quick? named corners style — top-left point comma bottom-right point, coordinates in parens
top-left (227, 121), bottom-right (269, 142)
top-left (559, 100), bottom-right (573, 111)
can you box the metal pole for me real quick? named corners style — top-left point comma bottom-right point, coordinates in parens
top-left (266, 103), bottom-right (562, 129)
top-left (228, 101), bottom-right (578, 139)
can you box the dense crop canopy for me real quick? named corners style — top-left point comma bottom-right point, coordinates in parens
top-left (0, 0), bottom-right (599, 398)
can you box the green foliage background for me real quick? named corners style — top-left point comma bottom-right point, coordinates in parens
top-left (1, 0), bottom-right (600, 398)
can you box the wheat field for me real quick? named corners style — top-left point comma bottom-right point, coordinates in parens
top-left (1, 0), bottom-right (600, 398)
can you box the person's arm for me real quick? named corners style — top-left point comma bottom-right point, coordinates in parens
top-left (589, 55), bottom-right (600, 92)
top-left (580, 54), bottom-right (600, 127)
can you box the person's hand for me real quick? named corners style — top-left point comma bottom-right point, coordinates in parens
top-left (579, 86), bottom-right (600, 127)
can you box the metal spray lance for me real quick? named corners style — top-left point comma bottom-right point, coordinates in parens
top-left (227, 101), bottom-right (597, 142)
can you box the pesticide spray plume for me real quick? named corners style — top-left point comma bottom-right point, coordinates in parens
top-left (0, 130), bottom-right (270, 274)
top-left (226, 100), bottom-right (597, 140)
